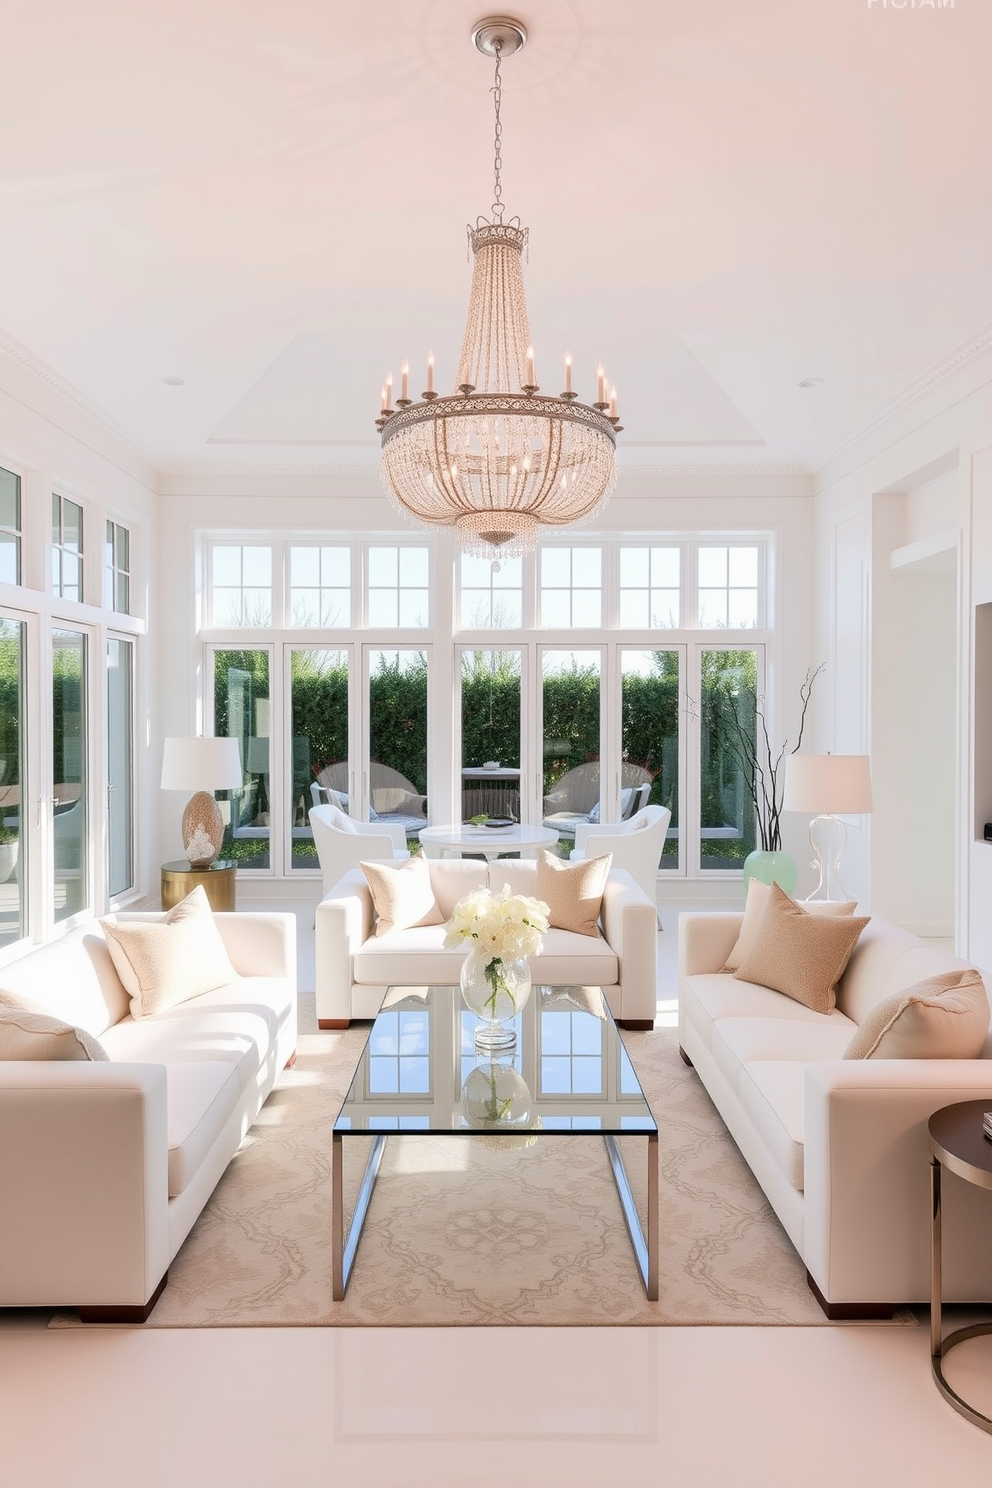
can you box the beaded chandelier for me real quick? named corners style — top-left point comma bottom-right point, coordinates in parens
top-left (376, 17), bottom-right (621, 559)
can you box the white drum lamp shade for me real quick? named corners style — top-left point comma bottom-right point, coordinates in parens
top-left (161, 737), bottom-right (243, 867)
top-left (783, 755), bottom-right (873, 815)
top-left (783, 754), bottom-right (872, 902)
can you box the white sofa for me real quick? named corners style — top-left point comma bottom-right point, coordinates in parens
top-left (0, 910), bottom-right (297, 1321)
top-left (315, 857), bottom-right (658, 1029)
top-left (678, 911), bottom-right (992, 1316)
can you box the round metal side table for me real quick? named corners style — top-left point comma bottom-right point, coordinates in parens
top-left (928, 1100), bottom-right (992, 1433)
top-left (160, 858), bottom-right (237, 912)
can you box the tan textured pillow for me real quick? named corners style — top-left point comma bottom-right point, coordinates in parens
top-left (101, 885), bottom-right (240, 1019)
top-left (0, 1006), bottom-right (108, 1061)
top-left (536, 850), bottom-right (612, 937)
top-left (722, 878), bottom-right (858, 972)
top-left (734, 882), bottom-right (870, 1014)
top-left (361, 855), bottom-right (443, 937)
top-left (844, 970), bottom-right (990, 1060)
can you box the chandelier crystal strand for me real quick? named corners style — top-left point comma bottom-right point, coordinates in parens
top-left (378, 17), bottom-right (620, 559)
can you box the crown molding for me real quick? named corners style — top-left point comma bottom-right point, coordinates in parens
top-left (0, 329), bottom-right (163, 469)
top-left (160, 462), bottom-right (381, 477)
top-left (814, 319), bottom-right (992, 472)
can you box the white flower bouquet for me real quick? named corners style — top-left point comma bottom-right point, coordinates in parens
top-left (445, 885), bottom-right (550, 1033)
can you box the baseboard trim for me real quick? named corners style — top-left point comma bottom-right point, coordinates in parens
top-left (318, 1018), bottom-right (351, 1030)
top-left (805, 1270), bottom-right (895, 1321)
top-left (77, 1269), bottom-right (169, 1324)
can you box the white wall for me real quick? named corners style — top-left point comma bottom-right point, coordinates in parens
top-left (814, 344), bottom-right (992, 949)
top-left (0, 337), bottom-right (160, 929)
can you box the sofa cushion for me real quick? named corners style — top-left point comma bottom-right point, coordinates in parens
top-left (844, 970), bottom-right (990, 1060)
top-left (99, 994), bottom-right (283, 1094)
top-left (0, 925), bottom-right (130, 1036)
top-left (164, 1061), bottom-right (242, 1197)
top-left (681, 973), bottom-right (844, 1053)
top-left (428, 859), bottom-right (488, 918)
top-left (101, 886), bottom-right (240, 1018)
top-left (711, 1013), bottom-right (856, 1094)
top-left (722, 879), bottom-right (858, 972)
top-left (352, 925), bottom-right (619, 989)
top-left (0, 1006), bottom-right (108, 1061)
top-left (834, 919), bottom-right (929, 1024)
top-left (536, 850), bottom-right (612, 937)
top-left (734, 884), bottom-right (869, 1014)
top-left (738, 1062), bottom-right (806, 1192)
top-left (361, 856), bottom-right (444, 937)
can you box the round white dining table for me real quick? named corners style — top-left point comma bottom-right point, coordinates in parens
top-left (418, 823), bottom-right (558, 861)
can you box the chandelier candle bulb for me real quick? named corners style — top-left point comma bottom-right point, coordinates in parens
top-left (525, 345), bottom-right (536, 387)
top-left (400, 362), bottom-right (409, 402)
top-left (597, 364), bottom-right (606, 404)
top-left (427, 352), bottom-right (434, 394)
top-left (609, 386), bottom-right (617, 419)
top-left (564, 354), bottom-right (572, 394)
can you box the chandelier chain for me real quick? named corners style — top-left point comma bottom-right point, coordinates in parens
top-left (491, 39), bottom-right (504, 223)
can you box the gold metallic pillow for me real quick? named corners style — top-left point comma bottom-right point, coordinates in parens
top-left (733, 882), bottom-right (869, 1014)
top-left (536, 850), bottom-right (612, 937)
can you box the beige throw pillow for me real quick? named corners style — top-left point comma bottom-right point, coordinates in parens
top-left (734, 882), bottom-right (870, 1014)
top-left (0, 1006), bottom-right (108, 1061)
top-left (843, 970), bottom-right (990, 1060)
top-left (361, 855), bottom-right (443, 937)
top-left (101, 885), bottom-right (240, 1019)
top-left (722, 878), bottom-right (858, 972)
top-left (536, 850), bottom-right (612, 937)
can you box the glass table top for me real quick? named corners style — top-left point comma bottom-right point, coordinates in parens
top-left (333, 984), bottom-right (657, 1138)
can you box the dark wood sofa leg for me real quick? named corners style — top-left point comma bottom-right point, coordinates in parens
top-left (805, 1270), bottom-right (895, 1321)
top-left (77, 1270), bottom-right (169, 1325)
top-left (283, 1050), bottom-right (297, 1069)
top-left (319, 1018), bottom-right (351, 1030)
top-left (678, 1045), bottom-right (694, 1067)
top-left (617, 1019), bottom-right (654, 1031)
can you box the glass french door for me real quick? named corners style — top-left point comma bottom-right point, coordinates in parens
top-left (364, 648), bottom-right (429, 834)
top-left (540, 648), bottom-right (603, 845)
top-left (697, 647), bottom-right (759, 873)
top-left (51, 628), bottom-right (87, 922)
top-left (459, 648), bottom-right (522, 823)
top-left (107, 636), bottom-right (134, 896)
top-left (290, 646), bottom-right (351, 869)
top-left (0, 615), bottom-right (27, 946)
top-left (210, 647), bottom-right (271, 870)
top-left (619, 647), bottom-right (681, 871)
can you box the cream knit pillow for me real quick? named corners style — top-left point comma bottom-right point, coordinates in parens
top-left (361, 855), bottom-right (444, 937)
top-left (734, 882), bottom-right (870, 1014)
top-left (0, 1006), bottom-right (108, 1061)
top-left (101, 885), bottom-right (240, 1019)
top-left (536, 850), bottom-right (612, 937)
top-left (843, 970), bottom-right (990, 1060)
top-left (722, 878), bottom-right (858, 972)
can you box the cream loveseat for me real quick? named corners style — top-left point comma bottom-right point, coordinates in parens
top-left (0, 909), bottom-right (297, 1321)
top-left (316, 857), bottom-right (658, 1028)
top-left (678, 911), bottom-right (992, 1316)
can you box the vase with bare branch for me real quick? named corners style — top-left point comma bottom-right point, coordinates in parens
top-left (721, 664), bottom-right (823, 896)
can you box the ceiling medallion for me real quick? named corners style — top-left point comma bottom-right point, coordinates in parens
top-left (376, 16), bottom-right (621, 558)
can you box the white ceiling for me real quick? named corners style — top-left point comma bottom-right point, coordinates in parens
top-left (1, 0), bottom-right (990, 472)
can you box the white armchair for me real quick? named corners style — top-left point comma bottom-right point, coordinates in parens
top-left (571, 804), bottom-right (671, 923)
top-left (308, 804), bottom-right (410, 894)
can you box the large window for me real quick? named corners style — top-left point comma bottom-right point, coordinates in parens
top-left (52, 494), bottom-right (84, 602)
top-left (52, 628), bottom-right (87, 921)
top-left (460, 554), bottom-right (523, 628)
top-left (540, 547), bottom-right (602, 628)
top-left (698, 546), bottom-right (760, 629)
top-left (0, 617), bottom-right (26, 946)
top-left (460, 649), bottom-right (521, 821)
top-left (367, 649), bottom-right (428, 830)
top-left (367, 547), bottom-right (429, 628)
top-left (619, 547), bottom-right (680, 629)
top-left (699, 648), bottom-right (758, 870)
top-left (290, 546), bottom-right (350, 627)
top-left (541, 649), bottom-right (602, 837)
top-left (104, 522), bottom-right (131, 614)
top-left (0, 468), bottom-right (21, 585)
top-left (621, 649), bottom-right (679, 868)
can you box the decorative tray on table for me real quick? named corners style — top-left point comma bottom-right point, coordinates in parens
top-left (482, 817), bottom-right (515, 829)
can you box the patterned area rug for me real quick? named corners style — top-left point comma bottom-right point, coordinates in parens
top-left (52, 1027), bottom-right (915, 1328)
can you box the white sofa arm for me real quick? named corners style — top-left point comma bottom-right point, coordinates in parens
top-left (210, 911), bottom-right (297, 983)
top-left (600, 868), bottom-right (657, 1024)
top-left (804, 1060), bottom-right (992, 1305)
top-left (0, 1063), bottom-right (170, 1309)
top-left (315, 868), bottom-right (374, 1024)
top-left (678, 912), bottom-right (743, 978)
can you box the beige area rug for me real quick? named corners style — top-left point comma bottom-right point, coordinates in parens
top-left (52, 1028), bottom-right (915, 1328)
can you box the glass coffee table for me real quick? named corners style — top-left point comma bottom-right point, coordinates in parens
top-left (331, 983), bottom-right (658, 1301)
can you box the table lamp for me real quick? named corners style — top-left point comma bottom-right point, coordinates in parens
top-left (161, 736), bottom-right (243, 866)
top-left (783, 754), bottom-right (873, 902)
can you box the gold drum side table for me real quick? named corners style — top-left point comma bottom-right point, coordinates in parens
top-left (928, 1099), bottom-right (992, 1434)
top-left (160, 858), bottom-right (237, 912)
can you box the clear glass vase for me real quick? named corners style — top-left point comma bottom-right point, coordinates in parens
top-left (460, 950), bottom-right (532, 1053)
